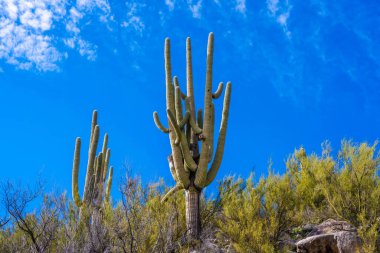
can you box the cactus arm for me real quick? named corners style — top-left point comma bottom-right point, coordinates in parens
top-left (168, 127), bottom-right (190, 187)
top-left (185, 123), bottom-right (192, 148)
top-left (212, 82), bottom-right (223, 99)
top-left (186, 37), bottom-right (196, 118)
top-left (167, 109), bottom-right (197, 171)
top-left (168, 154), bottom-right (179, 182)
top-left (101, 134), bottom-right (108, 163)
top-left (181, 136), bottom-right (198, 172)
top-left (91, 110), bottom-right (98, 140)
top-left (197, 109), bottom-right (203, 129)
top-left (103, 148), bottom-right (110, 182)
top-left (87, 156), bottom-right (97, 204)
top-left (94, 153), bottom-right (104, 206)
top-left (167, 109), bottom-right (181, 145)
top-left (186, 37), bottom-right (200, 159)
top-left (72, 137), bottom-right (82, 207)
top-left (161, 184), bottom-right (184, 203)
top-left (174, 84), bottom-right (184, 123)
top-left (174, 76), bottom-right (187, 99)
top-left (205, 82), bottom-right (231, 186)
top-left (165, 38), bottom-right (174, 110)
top-left (92, 154), bottom-right (103, 205)
top-left (86, 110), bottom-right (98, 204)
top-left (208, 103), bottom-right (215, 162)
top-left (153, 112), bottom-right (169, 133)
top-left (195, 32), bottom-right (214, 188)
top-left (185, 98), bottom-right (202, 134)
top-left (83, 125), bottom-right (99, 203)
top-left (165, 38), bottom-right (190, 188)
top-left (105, 166), bottom-right (113, 203)
top-left (173, 155), bottom-right (190, 187)
top-left (179, 112), bottom-right (190, 129)
top-left (98, 134), bottom-right (107, 184)
top-left (189, 111), bottom-right (202, 134)
top-left (95, 153), bottom-right (103, 186)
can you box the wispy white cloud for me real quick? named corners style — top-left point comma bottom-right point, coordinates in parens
top-left (121, 3), bottom-right (145, 35)
top-left (76, 0), bottom-right (112, 22)
top-left (64, 37), bottom-right (97, 61)
top-left (162, 0), bottom-right (207, 20)
top-left (165, 0), bottom-right (175, 11)
top-left (187, 0), bottom-right (202, 19)
top-left (0, 0), bottom-right (111, 71)
top-left (267, 0), bottom-right (279, 14)
top-left (235, 0), bottom-right (246, 15)
top-left (266, 0), bottom-right (291, 38)
top-left (77, 39), bottom-right (97, 61)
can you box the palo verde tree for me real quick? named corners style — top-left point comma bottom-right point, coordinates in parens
top-left (72, 110), bottom-right (113, 217)
top-left (153, 32), bottom-right (232, 239)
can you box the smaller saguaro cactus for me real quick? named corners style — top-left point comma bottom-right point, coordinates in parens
top-left (72, 110), bottom-right (113, 212)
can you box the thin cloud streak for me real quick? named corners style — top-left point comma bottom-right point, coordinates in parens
top-left (266, 0), bottom-right (292, 38)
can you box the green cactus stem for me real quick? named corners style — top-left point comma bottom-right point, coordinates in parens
top-left (205, 82), bottom-right (231, 186)
top-left (195, 32), bottom-right (216, 188)
top-left (105, 166), bottom-right (113, 203)
top-left (185, 99), bottom-right (202, 134)
top-left (179, 112), bottom-right (190, 129)
top-left (167, 108), bottom-right (198, 171)
top-left (102, 148), bottom-right (111, 182)
top-left (212, 82), bottom-right (224, 99)
top-left (167, 154), bottom-right (179, 182)
top-left (153, 33), bottom-right (232, 239)
top-left (153, 112), bottom-right (170, 133)
top-left (162, 184), bottom-right (184, 202)
top-left (72, 137), bottom-right (82, 207)
top-left (174, 76), bottom-right (187, 99)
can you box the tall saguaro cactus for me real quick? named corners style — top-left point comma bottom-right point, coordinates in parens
top-left (72, 110), bottom-right (113, 214)
top-left (153, 33), bottom-right (232, 238)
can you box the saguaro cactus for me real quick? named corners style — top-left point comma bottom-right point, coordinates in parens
top-left (153, 33), bottom-right (232, 238)
top-left (72, 110), bottom-right (113, 213)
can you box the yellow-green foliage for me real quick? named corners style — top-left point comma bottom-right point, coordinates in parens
top-left (217, 172), bottom-right (297, 253)
top-left (1, 140), bottom-right (380, 252)
top-left (286, 144), bottom-right (335, 222)
top-left (217, 140), bottom-right (380, 252)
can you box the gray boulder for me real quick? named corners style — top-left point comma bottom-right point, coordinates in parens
top-left (297, 234), bottom-right (338, 253)
top-left (296, 219), bottom-right (363, 253)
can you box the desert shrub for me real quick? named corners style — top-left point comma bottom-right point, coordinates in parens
top-left (1, 140), bottom-right (380, 252)
top-left (216, 172), bottom-right (297, 253)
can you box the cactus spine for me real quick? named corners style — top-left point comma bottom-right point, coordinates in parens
top-left (153, 33), bottom-right (232, 239)
top-left (72, 110), bottom-right (113, 214)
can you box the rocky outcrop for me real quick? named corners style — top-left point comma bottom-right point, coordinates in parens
top-left (295, 219), bottom-right (363, 253)
top-left (297, 234), bottom-right (338, 253)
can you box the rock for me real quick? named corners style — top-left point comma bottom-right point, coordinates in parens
top-left (315, 219), bottom-right (357, 234)
top-left (335, 231), bottom-right (362, 253)
top-left (295, 219), bottom-right (363, 253)
top-left (297, 234), bottom-right (338, 253)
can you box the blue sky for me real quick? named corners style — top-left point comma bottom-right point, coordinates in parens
top-left (0, 0), bottom-right (379, 197)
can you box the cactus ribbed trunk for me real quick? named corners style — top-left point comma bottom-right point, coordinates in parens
top-left (185, 187), bottom-right (201, 239)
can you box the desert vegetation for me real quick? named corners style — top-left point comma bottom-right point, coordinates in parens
top-left (0, 140), bottom-right (380, 252)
